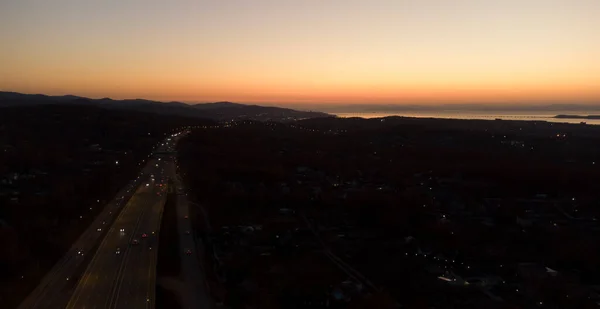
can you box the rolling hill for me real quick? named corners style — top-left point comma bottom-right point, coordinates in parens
top-left (0, 92), bottom-right (331, 122)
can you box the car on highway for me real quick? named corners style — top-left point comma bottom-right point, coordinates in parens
top-left (141, 233), bottom-right (148, 238)
top-left (116, 247), bottom-right (121, 255)
top-left (185, 249), bottom-right (192, 255)
top-left (184, 215), bottom-right (188, 219)
top-left (97, 228), bottom-right (102, 232)
top-left (132, 239), bottom-right (140, 245)
top-left (120, 228), bottom-right (125, 232)
top-left (77, 250), bottom-right (84, 256)
top-left (185, 230), bottom-right (191, 235)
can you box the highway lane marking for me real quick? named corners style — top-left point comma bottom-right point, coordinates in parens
top-left (23, 186), bottom-right (136, 309)
top-left (106, 195), bottom-right (150, 309)
top-left (23, 193), bottom-right (125, 308)
top-left (112, 175), bottom-right (168, 309)
top-left (107, 191), bottom-right (153, 309)
top-left (66, 181), bottom-right (149, 309)
top-left (67, 201), bottom-right (137, 309)
top-left (104, 189), bottom-right (151, 308)
top-left (117, 192), bottom-right (166, 309)
top-left (173, 170), bottom-right (214, 308)
top-left (23, 148), bottom-right (170, 308)
top-left (146, 186), bottom-right (168, 309)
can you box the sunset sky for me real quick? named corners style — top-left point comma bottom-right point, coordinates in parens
top-left (0, 0), bottom-right (599, 106)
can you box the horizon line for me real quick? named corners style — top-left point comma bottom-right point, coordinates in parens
top-left (2, 90), bottom-right (600, 108)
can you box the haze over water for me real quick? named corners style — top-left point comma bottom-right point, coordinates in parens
top-left (335, 111), bottom-right (600, 125)
top-left (1, 1), bottom-right (599, 107)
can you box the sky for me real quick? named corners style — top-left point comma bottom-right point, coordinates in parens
top-left (0, 0), bottom-right (599, 106)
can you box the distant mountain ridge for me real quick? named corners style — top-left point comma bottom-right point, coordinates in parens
top-left (193, 101), bottom-right (242, 110)
top-left (0, 91), bottom-right (331, 122)
top-left (554, 114), bottom-right (600, 119)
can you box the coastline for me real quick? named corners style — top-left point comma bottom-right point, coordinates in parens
top-left (554, 114), bottom-right (600, 119)
top-left (332, 112), bottom-right (600, 125)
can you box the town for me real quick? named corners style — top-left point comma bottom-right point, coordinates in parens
top-left (2, 1), bottom-right (598, 308)
top-left (177, 117), bottom-right (600, 309)
top-left (3, 104), bottom-right (600, 308)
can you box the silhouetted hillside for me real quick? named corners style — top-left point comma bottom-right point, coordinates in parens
top-left (0, 92), bottom-right (330, 122)
top-left (193, 102), bottom-right (331, 121)
top-left (192, 101), bottom-right (241, 110)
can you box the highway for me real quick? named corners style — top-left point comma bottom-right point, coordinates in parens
top-left (17, 158), bottom-right (155, 309)
top-left (172, 169), bottom-right (213, 309)
top-left (18, 130), bottom-right (210, 309)
top-left (65, 132), bottom-right (190, 309)
top-left (66, 150), bottom-right (172, 309)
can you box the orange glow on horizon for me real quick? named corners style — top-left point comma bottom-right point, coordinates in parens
top-left (1, 1), bottom-right (599, 106)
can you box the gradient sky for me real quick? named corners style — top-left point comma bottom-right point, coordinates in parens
top-left (0, 0), bottom-right (599, 105)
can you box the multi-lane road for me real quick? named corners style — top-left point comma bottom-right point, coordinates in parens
top-left (17, 160), bottom-right (155, 309)
top-left (19, 132), bottom-right (200, 309)
top-left (66, 159), bottom-right (167, 309)
top-left (172, 171), bottom-right (213, 309)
